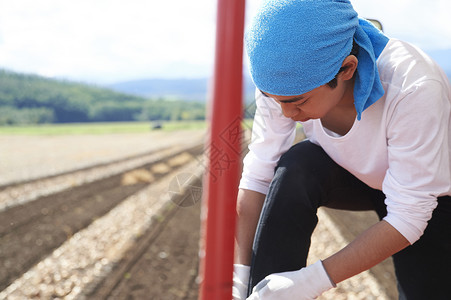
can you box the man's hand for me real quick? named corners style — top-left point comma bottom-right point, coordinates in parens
top-left (247, 260), bottom-right (335, 300)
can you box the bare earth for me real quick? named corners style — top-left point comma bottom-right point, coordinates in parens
top-left (0, 130), bottom-right (205, 185)
top-left (0, 129), bottom-right (397, 299)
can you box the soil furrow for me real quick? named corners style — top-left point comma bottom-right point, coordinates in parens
top-left (0, 144), bottom-right (203, 291)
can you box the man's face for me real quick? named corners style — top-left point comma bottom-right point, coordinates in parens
top-left (262, 82), bottom-right (348, 122)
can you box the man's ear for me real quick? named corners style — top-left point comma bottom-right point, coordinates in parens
top-left (340, 55), bottom-right (358, 80)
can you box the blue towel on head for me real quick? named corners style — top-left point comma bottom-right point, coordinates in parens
top-left (245, 0), bottom-right (389, 120)
top-left (353, 18), bottom-right (389, 119)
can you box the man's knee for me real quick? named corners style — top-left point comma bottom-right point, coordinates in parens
top-left (270, 141), bottom-right (332, 210)
top-left (276, 141), bottom-right (327, 177)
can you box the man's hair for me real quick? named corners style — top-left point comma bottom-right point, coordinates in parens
top-left (326, 40), bottom-right (359, 89)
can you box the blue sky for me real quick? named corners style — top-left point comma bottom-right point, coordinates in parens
top-left (0, 0), bottom-right (450, 84)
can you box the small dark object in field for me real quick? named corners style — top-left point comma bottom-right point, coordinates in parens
top-left (152, 123), bottom-right (163, 130)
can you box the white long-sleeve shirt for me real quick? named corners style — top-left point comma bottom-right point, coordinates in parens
top-left (239, 39), bottom-right (451, 244)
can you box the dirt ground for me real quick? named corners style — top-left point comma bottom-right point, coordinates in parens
top-left (0, 130), bottom-right (205, 299)
top-left (0, 130), bottom-right (205, 185)
top-left (95, 202), bottom-right (202, 300)
top-left (1, 128), bottom-right (397, 299)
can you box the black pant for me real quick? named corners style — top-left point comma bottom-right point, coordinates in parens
top-left (248, 141), bottom-right (451, 300)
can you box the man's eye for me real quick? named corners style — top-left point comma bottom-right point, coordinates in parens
top-left (296, 99), bottom-right (309, 106)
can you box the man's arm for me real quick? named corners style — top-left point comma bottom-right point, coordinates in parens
top-left (247, 220), bottom-right (410, 299)
top-left (233, 189), bottom-right (266, 299)
top-left (322, 220), bottom-right (410, 284)
top-left (235, 188), bottom-right (266, 265)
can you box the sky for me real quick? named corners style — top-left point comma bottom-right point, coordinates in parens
top-left (0, 0), bottom-right (450, 85)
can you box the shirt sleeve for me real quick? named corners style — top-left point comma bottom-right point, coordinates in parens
top-left (239, 90), bottom-right (296, 195)
top-left (382, 79), bottom-right (451, 244)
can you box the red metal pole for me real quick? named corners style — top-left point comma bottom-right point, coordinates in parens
top-left (199, 0), bottom-right (246, 299)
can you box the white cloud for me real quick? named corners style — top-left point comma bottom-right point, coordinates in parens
top-left (0, 0), bottom-right (217, 83)
top-left (0, 0), bottom-right (450, 83)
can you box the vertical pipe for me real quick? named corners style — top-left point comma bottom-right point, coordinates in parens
top-left (199, 0), bottom-right (246, 299)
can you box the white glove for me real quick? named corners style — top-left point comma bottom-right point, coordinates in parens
top-left (246, 260), bottom-right (336, 300)
top-left (232, 264), bottom-right (251, 300)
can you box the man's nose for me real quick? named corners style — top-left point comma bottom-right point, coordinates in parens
top-left (280, 103), bottom-right (299, 118)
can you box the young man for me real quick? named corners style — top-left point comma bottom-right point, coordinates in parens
top-left (233, 0), bottom-right (451, 299)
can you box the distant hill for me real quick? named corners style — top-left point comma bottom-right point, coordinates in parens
top-left (108, 76), bottom-right (257, 102)
top-left (0, 69), bottom-right (206, 125)
top-left (108, 78), bottom-right (207, 101)
top-left (426, 49), bottom-right (451, 82)
top-left (109, 49), bottom-right (450, 101)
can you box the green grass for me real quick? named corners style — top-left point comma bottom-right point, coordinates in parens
top-left (159, 120), bottom-right (207, 131)
top-left (0, 121), bottom-right (207, 135)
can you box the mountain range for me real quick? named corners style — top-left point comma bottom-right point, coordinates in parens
top-left (108, 76), bottom-right (257, 102)
top-left (426, 48), bottom-right (451, 79)
top-left (108, 49), bottom-right (451, 102)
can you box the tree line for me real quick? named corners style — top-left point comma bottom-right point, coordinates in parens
top-left (0, 69), bottom-right (207, 125)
